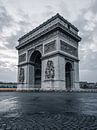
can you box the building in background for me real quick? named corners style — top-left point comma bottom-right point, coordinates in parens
top-left (0, 82), bottom-right (17, 91)
top-left (80, 82), bottom-right (97, 89)
top-left (16, 13), bottom-right (81, 91)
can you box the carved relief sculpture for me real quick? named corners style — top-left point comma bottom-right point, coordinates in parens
top-left (45, 60), bottom-right (55, 79)
top-left (44, 40), bottom-right (56, 54)
top-left (19, 68), bottom-right (25, 83)
top-left (19, 53), bottom-right (26, 63)
top-left (60, 40), bottom-right (78, 57)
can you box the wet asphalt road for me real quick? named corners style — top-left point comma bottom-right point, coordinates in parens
top-left (0, 92), bottom-right (97, 130)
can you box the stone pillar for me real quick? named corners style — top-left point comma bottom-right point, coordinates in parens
top-left (58, 56), bottom-right (66, 90)
top-left (17, 65), bottom-right (28, 90)
top-left (41, 55), bottom-right (66, 91)
top-left (73, 61), bottom-right (80, 91)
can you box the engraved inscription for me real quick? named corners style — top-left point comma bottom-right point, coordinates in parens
top-left (60, 40), bottom-right (78, 57)
top-left (19, 53), bottom-right (26, 63)
top-left (44, 40), bottom-right (56, 54)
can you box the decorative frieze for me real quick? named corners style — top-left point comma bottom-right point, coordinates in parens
top-left (18, 14), bottom-right (79, 46)
top-left (19, 19), bottom-right (59, 45)
top-left (18, 31), bottom-right (58, 53)
top-left (45, 60), bottom-right (55, 79)
top-left (58, 31), bottom-right (77, 45)
top-left (44, 40), bottom-right (56, 54)
top-left (19, 53), bottom-right (26, 63)
top-left (18, 24), bottom-right (59, 49)
top-left (60, 40), bottom-right (78, 57)
top-left (19, 68), bottom-right (25, 83)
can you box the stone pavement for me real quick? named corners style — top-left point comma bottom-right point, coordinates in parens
top-left (0, 92), bottom-right (97, 130)
top-left (0, 113), bottom-right (97, 130)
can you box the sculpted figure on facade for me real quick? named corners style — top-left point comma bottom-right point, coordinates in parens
top-left (45, 60), bottom-right (55, 79)
top-left (19, 68), bottom-right (25, 83)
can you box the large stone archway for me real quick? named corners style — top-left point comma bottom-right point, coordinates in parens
top-left (65, 62), bottom-right (73, 91)
top-left (30, 50), bottom-right (42, 88)
top-left (16, 14), bottom-right (81, 91)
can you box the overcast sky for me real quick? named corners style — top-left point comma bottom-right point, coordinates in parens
top-left (0, 0), bottom-right (97, 82)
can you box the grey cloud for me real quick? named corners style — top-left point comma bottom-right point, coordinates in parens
top-left (0, 52), bottom-right (17, 59)
top-left (73, 0), bottom-right (97, 81)
top-left (0, 5), bottom-right (13, 31)
top-left (0, 61), bottom-right (11, 68)
top-left (90, 0), bottom-right (97, 13)
top-left (0, 5), bottom-right (32, 49)
top-left (79, 51), bottom-right (97, 70)
top-left (0, 4), bottom-right (32, 82)
top-left (58, 0), bottom-right (70, 20)
top-left (6, 28), bottom-right (28, 49)
top-left (42, 5), bottom-right (55, 18)
top-left (74, 2), bottom-right (97, 42)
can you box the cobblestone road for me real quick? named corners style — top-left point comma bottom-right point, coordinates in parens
top-left (0, 92), bottom-right (97, 130)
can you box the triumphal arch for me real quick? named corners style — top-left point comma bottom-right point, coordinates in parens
top-left (16, 13), bottom-right (81, 91)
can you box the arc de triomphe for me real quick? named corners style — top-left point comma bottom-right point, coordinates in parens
top-left (16, 13), bottom-right (81, 91)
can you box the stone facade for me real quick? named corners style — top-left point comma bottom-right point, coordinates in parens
top-left (16, 13), bottom-right (81, 91)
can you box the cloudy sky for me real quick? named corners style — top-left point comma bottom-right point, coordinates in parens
top-left (0, 0), bottom-right (97, 82)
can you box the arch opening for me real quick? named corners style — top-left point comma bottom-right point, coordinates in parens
top-left (30, 50), bottom-right (41, 88)
top-left (65, 62), bottom-right (73, 91)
